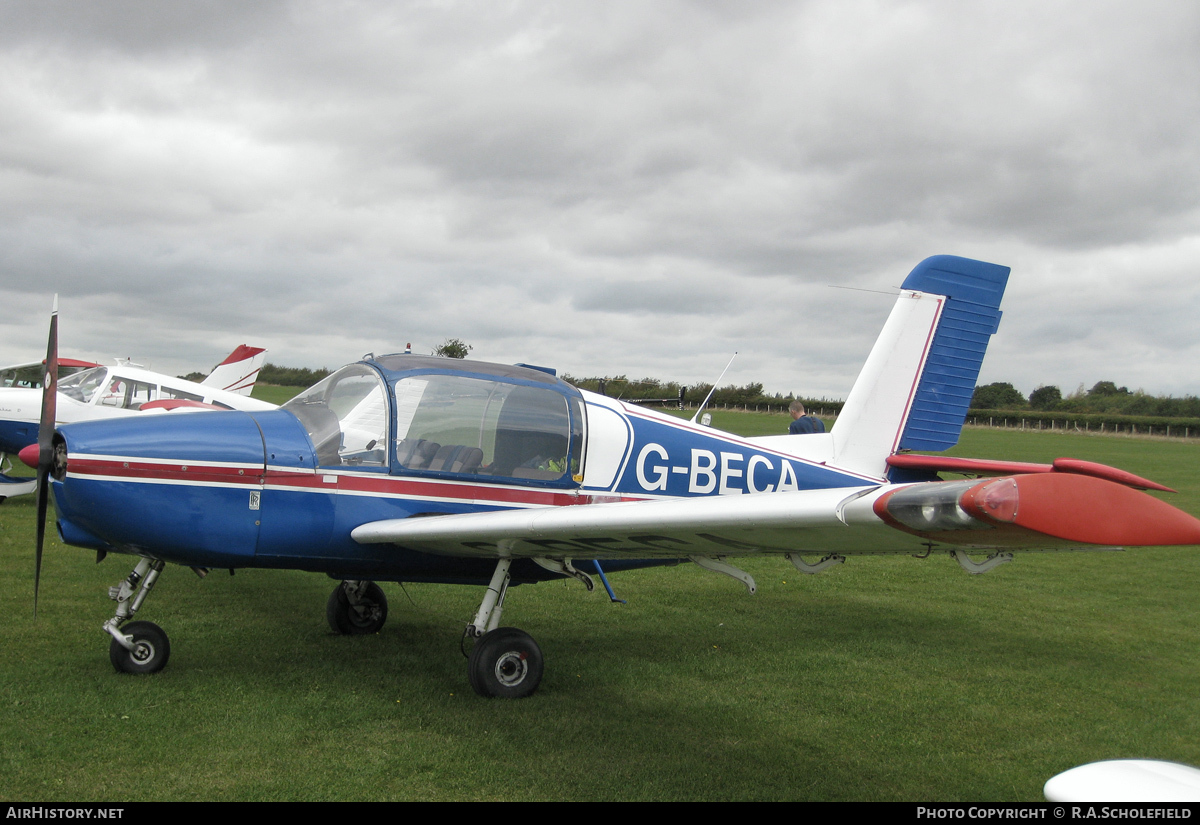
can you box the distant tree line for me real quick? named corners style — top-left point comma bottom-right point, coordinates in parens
top-left (259, 364), bottom-right (332, 386)
top-left (561, 374), bottom-right (842, 415)
top-left (970, 381), bottom-right (1200, 418)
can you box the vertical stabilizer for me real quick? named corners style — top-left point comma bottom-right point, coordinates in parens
top-left (828, 256), bottom-right (1008, 478)
top-left (202, 345), bottom-right (267, 396)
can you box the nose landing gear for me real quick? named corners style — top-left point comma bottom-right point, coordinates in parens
top-left (103, 557), bottom-right (170, 675)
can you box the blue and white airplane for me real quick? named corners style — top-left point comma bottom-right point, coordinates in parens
top-left (27, 256), bottom-right (1200, 698)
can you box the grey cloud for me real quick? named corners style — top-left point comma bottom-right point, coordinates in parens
top-left (1, 1), bottom-right (1198, 399)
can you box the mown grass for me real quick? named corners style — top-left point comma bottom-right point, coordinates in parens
top-left (1, 415), bottom-right (1198, 800)
top-left (250, 383), bottom-right (302, 406)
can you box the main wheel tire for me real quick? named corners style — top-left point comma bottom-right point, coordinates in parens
top-left (109, 620), bottom-right (170, 674)
top-left (326, 581), bottom-right (388, 635)
top-left (468, 627), bottom-right (544, 698)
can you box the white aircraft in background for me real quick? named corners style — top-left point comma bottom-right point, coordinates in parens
top-left (0, 344), bottom-right (274, 500)
top-left (1046, 760), bottom-right (1200, 802)
top-left (2, 357), bottom-right (101, 388)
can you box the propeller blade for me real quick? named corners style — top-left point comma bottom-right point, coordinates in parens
top-left (34, 294), bottom-right (58, 616)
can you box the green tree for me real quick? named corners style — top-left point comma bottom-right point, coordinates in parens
top-left (970, 382), bottom-right (1027, 409)
top-left (1028, 385), bottom-right (1062, 410)
top-left (1088, 380), bottom-right (1130, 397)
top-left (433, 338), bottom-right (472, 359)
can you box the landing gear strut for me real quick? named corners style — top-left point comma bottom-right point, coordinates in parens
top-left (103, 557), bottom-right (170, 674)
top-left (464, 559), bottom-right (544, 698)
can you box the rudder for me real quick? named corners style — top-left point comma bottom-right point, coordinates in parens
top-left (829, 255), bottom-right (1008, 478)
top-left (202, 345), bottom-right (267, 396)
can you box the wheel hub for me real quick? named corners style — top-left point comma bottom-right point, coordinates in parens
top-left (494, 651), bottom-right (528, 686)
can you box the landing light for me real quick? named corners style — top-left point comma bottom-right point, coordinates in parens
top-left (877, 479), bottom-right (1012, 533)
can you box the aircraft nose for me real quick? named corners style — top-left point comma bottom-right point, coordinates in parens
top-left (52, 411), bottom-right (269, 566)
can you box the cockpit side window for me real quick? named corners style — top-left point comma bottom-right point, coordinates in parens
top-left (283, 365), bottom-right (389, 468)
top-left (98, 378), bottom-right (157, 409)
top-left (392, 374), bottom-right (581, 485)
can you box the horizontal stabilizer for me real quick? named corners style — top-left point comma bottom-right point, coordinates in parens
top-left (886, 454), bottom-right (1174, 492)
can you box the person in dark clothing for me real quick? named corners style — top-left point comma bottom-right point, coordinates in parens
top-left (787, 400), bottom-right (826, 435)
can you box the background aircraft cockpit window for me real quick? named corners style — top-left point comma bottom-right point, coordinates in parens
top-left (283, 365), bottom-right (389, 468)
top-left (58, 367), bottom-right (109, 404)
top-left (1, 365), bottom-right (43, 388)
top-left (392, 375), bottom-right (579, 483)
top-left (160, 388), bottom-right (203, 403)
top-left (99, 379), bottom-right (157, 409)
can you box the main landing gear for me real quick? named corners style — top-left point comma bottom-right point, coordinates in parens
top-left (328, 565), bottom-right (549, 698)
top-left (326, 580), bottom-right (388, 635)
top-left (103, 557), bottom-right (170, 674)
top-left (463, 559), bottom-right (544, 699)
top-left (326, 566), bottom-right (545, 698)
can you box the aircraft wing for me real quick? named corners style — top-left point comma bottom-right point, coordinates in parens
top-left (351, 474), bottom-right (1200, 561)
top-left (353, 485), bottom-right (909, 560)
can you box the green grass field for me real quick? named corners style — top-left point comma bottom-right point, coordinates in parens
top-left (250, 383), bottom-right (303, 406)
top-left (2, 412), bottom-right (1199, 801)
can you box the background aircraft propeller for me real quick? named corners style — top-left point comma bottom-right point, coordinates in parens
top-left (33, 295), bottom-right (58, 616)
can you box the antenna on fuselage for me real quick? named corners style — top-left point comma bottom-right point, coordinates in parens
top-left (689, 352), bottom-right (737, 424)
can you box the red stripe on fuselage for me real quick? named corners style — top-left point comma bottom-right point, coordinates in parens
top-left (66, 455), bottom-right (589, 507)
top-left (67, 457), bottom-right (260, 486)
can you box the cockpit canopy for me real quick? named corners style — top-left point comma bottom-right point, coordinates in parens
top-left (58, 367), bottom-right (209, 410)
top-left (282, 356), bottom-right (585, 487)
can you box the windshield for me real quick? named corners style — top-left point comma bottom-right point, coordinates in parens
top-left (283, 365), bottom-right (389, 467)
top-left (58, 367), bottom-right (109, 404)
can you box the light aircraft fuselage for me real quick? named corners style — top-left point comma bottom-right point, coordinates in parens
top-left (32, 256), bottom-right (1200, 697)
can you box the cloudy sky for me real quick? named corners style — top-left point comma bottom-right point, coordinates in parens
top-left (2, 1), bottom-right (1198, 400)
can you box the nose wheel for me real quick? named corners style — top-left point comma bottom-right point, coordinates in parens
top-left (109, 620), bottom-right (170, 674)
